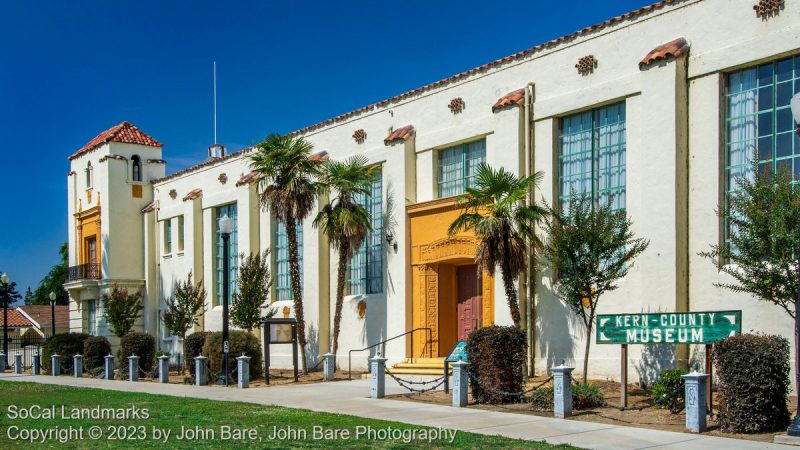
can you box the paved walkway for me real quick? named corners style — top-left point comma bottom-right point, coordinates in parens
top-left (0, 372), bottom-right (787, 449)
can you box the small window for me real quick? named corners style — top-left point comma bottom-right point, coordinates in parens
top-left (438, 140), bottom-right (486, 197)
top-left (85, 161), bottom-right (93, 188)
top-left (87, 300), bottom-right (96, 336)
top-left (177, 216), bottom-right (185, 252)
top-left (131, 155), bottom-right (142, 182)
top-left (163, 219), bottom-right (172, 255)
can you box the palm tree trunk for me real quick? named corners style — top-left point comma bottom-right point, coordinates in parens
top-left (286, 219), bottom-right (308, 374)
top-left (332, 239), bottom-right (349, 357)
top-left (500, 260), bottom-right (522, 329)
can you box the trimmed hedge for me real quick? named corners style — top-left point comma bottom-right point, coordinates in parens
top-left (203, 331), bottom-right (263, 381)
top-left (466, 325), bottom-right (526, 404)
top-left (530, 382), bottom-right (605, 410)
top-left (184, 331), bottom-right (210, 376)
top-left (119, 332), bottom-right (156, 374)
top-left (83, 336), bottom-right (111, 371)
top-left (651, 368), bottom-right (687, 413)
top-left (714, 334), bottom-right (790, 433)
top-left (42, 333), bottom-right (89, 373)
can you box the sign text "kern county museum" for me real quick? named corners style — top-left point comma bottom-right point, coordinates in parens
top-left (595, 311), bottom-right (741, 345)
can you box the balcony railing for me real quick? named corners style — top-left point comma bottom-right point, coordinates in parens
top-left (66, 263), bottom-right (101, 282)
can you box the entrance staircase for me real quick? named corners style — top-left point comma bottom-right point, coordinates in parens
top-left (390, 357), bottom-right (448, 376)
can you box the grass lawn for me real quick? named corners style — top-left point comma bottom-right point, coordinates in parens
top-left (0, 381), bottom-right (575, 449)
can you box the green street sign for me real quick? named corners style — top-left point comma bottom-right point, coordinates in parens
top-left (596, 310), bottom-right (742, 345)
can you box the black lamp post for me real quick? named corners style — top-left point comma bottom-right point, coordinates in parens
top-left (49, 292), bottom-right (56, 337)
top-left (1, 273), bottom-right (9, 368)
top-left (788, 93), bottom-right (800, 437)
top-left (217, 214), bottom-right (233, 386)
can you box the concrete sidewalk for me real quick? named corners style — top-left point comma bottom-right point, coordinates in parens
top-left (0, 372), bottom-right (786, 450)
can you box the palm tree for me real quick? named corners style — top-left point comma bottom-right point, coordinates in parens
top-left (314, 155), bottom-right (376, 357)
top-left (250, 133), bottom-right (322, 373)
top-left (448, 163), bottom-right (547, 329)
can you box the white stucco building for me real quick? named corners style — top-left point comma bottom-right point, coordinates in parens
top-left (65, 0), bottom-right (800, 383)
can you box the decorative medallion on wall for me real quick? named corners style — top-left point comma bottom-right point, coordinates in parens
top-left (169, 189), bottom-right (177, 199)
top-left (282, 306), bottom-right (291, 318)
top-left (753, 0), bottom-right (783, 17)
top-left (575, 55), bottom-right (597, 75)
top-left (448, 97), bottom-right (465, 114)
top-left (352, 129), bottom-right (367, 144)
top-left (218, 173), bottom-right (228, 184)
top-left (357, 300), bottom-right (367, 319)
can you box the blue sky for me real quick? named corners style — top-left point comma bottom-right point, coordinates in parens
top-left (0, 0), bottom-right (650, 294)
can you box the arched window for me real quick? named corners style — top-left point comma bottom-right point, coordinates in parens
top-left (85, 161), bottom-right (93, 188)
top-left (131, 155), bottom-right (142, 182)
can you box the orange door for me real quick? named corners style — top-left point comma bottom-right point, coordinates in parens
top-left (457, 265), bottom-right (482, 342)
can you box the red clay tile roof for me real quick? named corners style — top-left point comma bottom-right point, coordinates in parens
top-left (17, 305), bottom-right (69, 328)
top-left (182, 188), bottom-right (203, 201)
top-left (492, 88), bottom-right (526, 112)
top-left (639, 37), bottom-right (689, 69)
top-left (141, 201), bottom-right (156, 213)
top-left (69, 121), bottom-right (162, 160)
top-left (236, 171), bottom-right (259, 187)
top-left (287, 0), bottom-right (682, 137)
top-left (309, 150), bottom-right (329, 161)
top-left (384, 125), bottom-right (415, 145)
top-left (3, 309), bottom-right (33, 328)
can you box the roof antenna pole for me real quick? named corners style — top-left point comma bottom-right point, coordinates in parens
top-left (213, 60), bottom-right (217, 144)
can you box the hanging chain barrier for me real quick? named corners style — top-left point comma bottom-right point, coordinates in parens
top-left (467, 370), bottom-right (554, 401)
top-left (384, 370), bottom-right (447, 393)
top-left (651, 382), bottom-right (685, 413)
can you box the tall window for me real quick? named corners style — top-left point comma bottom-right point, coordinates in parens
top-left (85, 161), bottom-right (93, 188)
top-left (438, 139), bottom-right (486, 197)
top-left (87, 300), bottom-right (96, 336)
top-left (725, 55), bottom-right (800, 247)
top-left (163, 219), bottom-right (172, 255)
top-left (349, 169), bottom-right (383, 295)
top-left (177, 215), bottom-right (185, 253)
top-left (559, 102), bottom-right (627, 211)
top-left (275, 220), bottom-right (303, 301)
top-left (215, 204), bottom-right (238, 307)
top-left (131, 155), bottom-right (142, 181)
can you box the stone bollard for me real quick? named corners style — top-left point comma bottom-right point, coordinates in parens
top-left (104, 354), bottom-right (115, 380)
top-left (195, 355), bottom-right (207, 386)
top-left (682, 371), bottom-right (709, 432)
top-left (158, 355), bottom-right (170, 383)
top-left (0, 352), bottom-right (5, 372)
top-left (32, 353), bottom-right (40, 375)
top-left (323, 353), bottom-right (335, 381)
top-left (237, 355), bottom-right (251, 389)
top-left (14, 352), bottom-right (23, 374)
top-left (51, 354), bottom-right (60, 376)
top-left (451, 361), bottom-right (470, 407)
top-left (369, 355), bottom-right (388, 399)
top-left (128, 355), bottom-right (139, 382)
top-left (551, 364), bottom-right (575, 419)
top-left (73, 354), bottom-right (83, 378)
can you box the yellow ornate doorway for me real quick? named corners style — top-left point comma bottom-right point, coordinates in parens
top-left (408, 198), bottom-right (494, 358)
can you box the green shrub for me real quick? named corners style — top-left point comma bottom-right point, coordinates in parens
top-left (714, 334), bottom-right (790, 433)
top-left (530, 383), bottom-right (605, 410)
top-left (83, 336), bottom-right (111, 371)
top-left (42, 333), bottom-right (89, 373)
top-left (184, 331), bottom-right (210, 376)
top-left (651, 368), bottom-right (687, 413)
top-left (572, 382), bottom-right (604, 409)
top-left (466, 326), bottom-right (526, 404)
top-left (530, 387), bottom-right (553, 410)
top-left (203, 331), bottom-right (262, 381)
top-left (119, 332), bottom-right (156, 374)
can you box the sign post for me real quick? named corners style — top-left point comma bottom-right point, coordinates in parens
top-left (443, 341), bottom-right (468, 394)
top-left (263, 317), bottom-right (299, 384)
top-left (596, 310), bottom-right (741, 410)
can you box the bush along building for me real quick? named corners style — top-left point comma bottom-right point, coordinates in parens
top-left (65, 0), bottom-right (800, 382)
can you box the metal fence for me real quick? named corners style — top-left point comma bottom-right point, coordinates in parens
top-left (3, 335), bottom-right (47, 371)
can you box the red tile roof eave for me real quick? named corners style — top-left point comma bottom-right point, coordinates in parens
top-left (148, 0), bottom-right (685, 184)
top-left (69, 121), bottom-right (163, 160)
top-left (288, 0), bottom-right (683, 137)
top-left (639, 37), bottom-right (690, 69)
